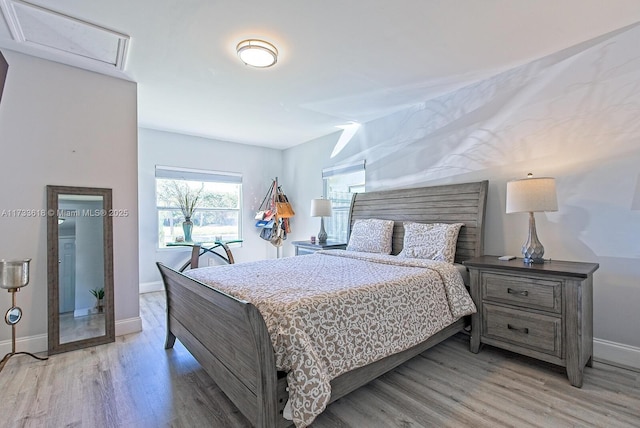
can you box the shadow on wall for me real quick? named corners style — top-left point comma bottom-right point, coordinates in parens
top-left (0, 50), bottom-right (7, 105)
top-left (326, 23), bottom-right (640, 192)
top-left (549, 204), bottom-right (597, 261)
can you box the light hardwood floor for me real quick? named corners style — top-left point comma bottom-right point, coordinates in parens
top-left (1, 291), bottom-right (638, 427)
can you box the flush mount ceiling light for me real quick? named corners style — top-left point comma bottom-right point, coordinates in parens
top-left (236, 39), bottom-right (278, 68)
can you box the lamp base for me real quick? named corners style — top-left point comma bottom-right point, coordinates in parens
top-left (521, 211), bottom-right (546, 264)
top-left (317, 218), bottom-right (328, 243)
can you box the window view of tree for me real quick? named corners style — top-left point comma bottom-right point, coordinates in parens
top-left (156, 178), bottom-right (242, 247)
top-left (158, 180), bottom-right (204, 220)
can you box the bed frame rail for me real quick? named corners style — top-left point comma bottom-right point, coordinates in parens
top-left (157, 262), bottom-right (283, 427)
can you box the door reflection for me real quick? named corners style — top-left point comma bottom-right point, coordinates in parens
top-left (57, 197), bottom-right (105, 344)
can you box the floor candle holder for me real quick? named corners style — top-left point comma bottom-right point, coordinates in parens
top-left (0, 259), bottom-right (48, 372)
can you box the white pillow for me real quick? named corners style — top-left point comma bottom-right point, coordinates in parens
top-left (346, 219), bottom-right (395, 254)
top-left (398, 222), bottom-right (464, 263)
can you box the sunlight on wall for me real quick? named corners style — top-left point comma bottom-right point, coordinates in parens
top-left (330, 122), bottom-right (361, 158)
top-left (354, 24), bottom-right (640, 192)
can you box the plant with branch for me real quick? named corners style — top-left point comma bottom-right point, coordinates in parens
top-left (161, 180), bottom-right (205, 219)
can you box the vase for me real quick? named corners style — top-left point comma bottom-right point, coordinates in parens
top-left (183, 217), bottom-right (193, 242)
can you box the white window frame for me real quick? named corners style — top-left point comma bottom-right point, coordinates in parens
top-left (322, 160), bottom-right (366, 242)
top-left (155, 166), bottom-right (243, 248)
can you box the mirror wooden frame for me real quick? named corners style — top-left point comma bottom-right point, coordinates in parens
top-left (46, 185), bottom-right (115, 354)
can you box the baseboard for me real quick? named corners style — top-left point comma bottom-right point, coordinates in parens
top-left (0, 317), bottom-right (143, 356)
top-left (140, 280), bottom-right (164, 294)
top-left (4, 324), bottom-right (636, 371)
top-left (115, 316), bottom-right (142, 336)
top-left (593, 338), bottom-right (640, 370)
top-left (0, 333), bottom-right (47, 356)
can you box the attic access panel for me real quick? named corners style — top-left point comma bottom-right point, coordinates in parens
top-left (0, 0), bottom-right (129, 70)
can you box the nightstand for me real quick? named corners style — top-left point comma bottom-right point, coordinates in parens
top-left (464, 255), bottom-right (599, 387)
top-left (291, 240), bottom-right (347, 255)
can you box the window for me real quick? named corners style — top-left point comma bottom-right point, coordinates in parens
top-left (322, 160), bottom-right (365, 242)
top-left (156, 166), bottom-right (242, 248)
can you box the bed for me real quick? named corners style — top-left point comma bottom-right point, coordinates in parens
top-left (156, 180), bottom-right (488, 427)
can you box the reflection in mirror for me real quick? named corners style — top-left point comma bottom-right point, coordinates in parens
top-left (47, 186), bottom-right (114, 354)
top-left (58, 195), bottom-right (105, 343)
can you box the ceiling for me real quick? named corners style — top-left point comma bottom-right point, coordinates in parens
top-left (1, 0), bottom-right (640, 149)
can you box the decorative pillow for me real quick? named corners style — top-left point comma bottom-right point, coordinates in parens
top-left (398, 222), bottom-right (464, 263)
top-left (346, 219), bottom-right (395, 254)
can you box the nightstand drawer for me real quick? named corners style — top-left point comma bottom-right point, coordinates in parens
top-left (481, 272), bottom-right (561, 313)
top-left (296, 247), bottom-right (317, 256)
top-left (483, 304), bottom-right (562, 357)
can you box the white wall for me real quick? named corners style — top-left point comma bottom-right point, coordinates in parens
top-left (281, 138), bottom-right (331, 258)
top-left (0, 51), bottom-right (139, 352)
top-left (138, 128), bottom-right (283, 289)
top-left (283, 24), bottom-right (640, 366)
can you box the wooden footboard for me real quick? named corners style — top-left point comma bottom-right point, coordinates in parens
top-left (157, 262), bottom-right (287, 427)
top-left (158, 262), bottom-right (466, 428)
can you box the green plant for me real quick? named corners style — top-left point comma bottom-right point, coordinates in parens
top-left (90, 287), bottom-right (105, 300)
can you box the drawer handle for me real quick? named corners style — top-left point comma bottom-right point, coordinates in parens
top-left (507, 288), bottom-right (528, 297)
top-left (507, 324), bottom-right (529, 334)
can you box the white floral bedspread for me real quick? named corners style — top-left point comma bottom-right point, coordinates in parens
top-left (185, 250), bottom-right (476, 427)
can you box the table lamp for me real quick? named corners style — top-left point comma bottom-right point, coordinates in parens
top-left (310, 198), bottom-right (332, 244)
top-left (0, 259), bottom-right (48, 372)
top-left (506, 174), bottom-right (558, 264)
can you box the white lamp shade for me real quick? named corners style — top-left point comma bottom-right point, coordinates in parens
top-left (506, 177), bottom-right (558, 213)
top-left (310, 198), bottom-right (332, 217)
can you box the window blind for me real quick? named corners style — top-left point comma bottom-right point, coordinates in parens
top-left (155, 166), bottom-right (242, 183)
top-left (321, 160), bottom-right (365, 179)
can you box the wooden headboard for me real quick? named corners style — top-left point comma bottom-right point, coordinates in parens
top-left (348, 180), bottom-right (488, 263)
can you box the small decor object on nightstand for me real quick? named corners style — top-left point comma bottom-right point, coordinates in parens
top-left (310, 198), bottom-right (332, 243)
top-left (0, 259), bottom-right (48, 372)
top-left (506, 173), bottom-right (558, 264)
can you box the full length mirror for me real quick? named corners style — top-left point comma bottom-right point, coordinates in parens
top-left (47, 185), bottom-right (115, 354)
